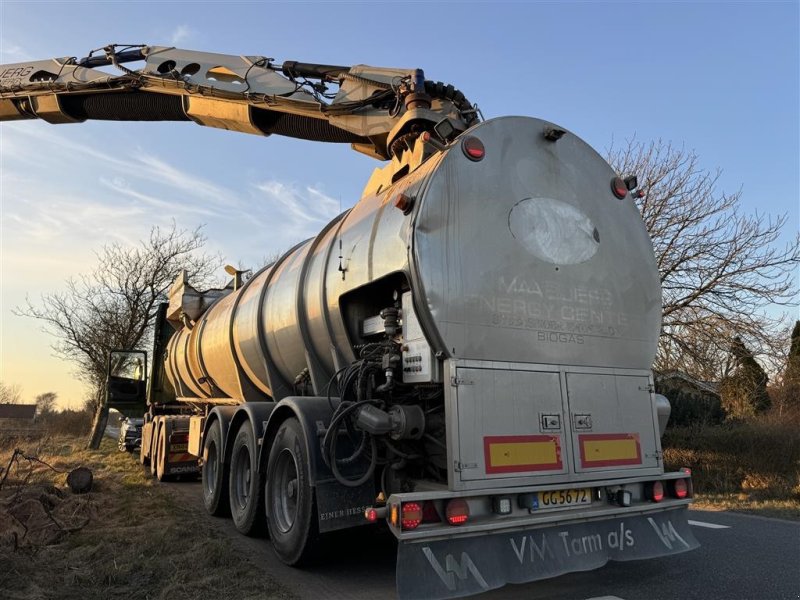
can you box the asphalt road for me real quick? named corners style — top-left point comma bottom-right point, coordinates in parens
top-left (162, 480), bottom-right (800, 600)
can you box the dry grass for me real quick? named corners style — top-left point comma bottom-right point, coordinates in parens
top-left (663, 420), bottom-right (800, 521)
top-left (0, 434), bottom-right (295, 600)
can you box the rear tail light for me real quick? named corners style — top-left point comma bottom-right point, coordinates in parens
top-left (401, 502), bottom-right (423, 530)
top-left (672, 478), bottom-right (690, 499)
top-left (364, 508), bottom-right (379, 523)
top-left (611, 176), bottom-right (628, 199)
top-left (445, 499), bottom-right (470, 525)
top-left (646, 480), bottom-right (665, 503)
top-left (461, 136), bottom-right (485, 161)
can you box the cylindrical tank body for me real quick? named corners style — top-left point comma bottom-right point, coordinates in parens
top-left (165, 116), bottom-right (661, 402)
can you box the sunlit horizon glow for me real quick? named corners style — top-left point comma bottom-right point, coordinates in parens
top-left (1, 2), bottom-right (797, 410)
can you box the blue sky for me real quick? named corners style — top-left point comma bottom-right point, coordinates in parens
top-left (1, 1), bottom-right (798, 408)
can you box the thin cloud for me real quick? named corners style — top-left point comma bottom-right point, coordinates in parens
top-left (169, 25), bottom-right (194, 47)
top-left (0, 41), bottom-right (31, 63)
top-left (3, 125), bottom-right (242, 208)
top-left (255, 180), bottom-right (340, 227)
top-left (135, 154), bottom-right (241, 207)
top-left (99, 177), bottom-right (223, 218)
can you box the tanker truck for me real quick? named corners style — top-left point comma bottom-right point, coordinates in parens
top-left (0, 44), bottom-right (698, 599)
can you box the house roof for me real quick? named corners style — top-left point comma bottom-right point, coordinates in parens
top-left (0, 403), bottom-right (37, 420)
top-left (655, 370), bottom-right (720, 395)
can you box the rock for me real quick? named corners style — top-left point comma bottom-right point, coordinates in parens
top-left (66, 468), bottom-right (93, 494)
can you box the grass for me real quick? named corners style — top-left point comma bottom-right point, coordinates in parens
top-left (663, 419), bottom-right (800, 521)
top-left (0, 434), bottom-right (295, 600)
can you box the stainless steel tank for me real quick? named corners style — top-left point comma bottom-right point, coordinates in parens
top-left (164, 116), bottom-right (661, 403)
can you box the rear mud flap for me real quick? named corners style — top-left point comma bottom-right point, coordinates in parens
top-left (396, 507), bottom-right (698, 600)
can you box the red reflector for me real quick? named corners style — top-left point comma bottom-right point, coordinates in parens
top-left (673, 478), bottom-right (689, 499)
top-left (364, 508), bottom-right (378, 523)
top-left (462, 137), bottom-right (485, 161)
top-left (401, 502), bottom-right (422, 530)
top-left (445, 499), bottom-right (470, 526)
top-left (422, 501), bottom-right (440, 523)
top-left (650, 480), bottom-right (664, 503)
top-left (611, 176), bottom-right (628, 199)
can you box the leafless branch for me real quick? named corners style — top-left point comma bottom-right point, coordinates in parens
top-left (608, 139), bottom-right (799, 381)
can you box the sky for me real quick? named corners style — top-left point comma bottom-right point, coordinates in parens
top-left (1, 1), bottom-right (798, 409)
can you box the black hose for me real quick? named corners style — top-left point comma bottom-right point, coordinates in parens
top-left (321, 399), bottom-right (377, 487)
top-left (331, 429), bottom-right (377, 488)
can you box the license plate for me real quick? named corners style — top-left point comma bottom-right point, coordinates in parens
top-left (536, 488), bottom-right (591, 509)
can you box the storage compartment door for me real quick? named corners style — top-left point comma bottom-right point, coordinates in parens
top-left (456, 368), bottom-right (568, 482)
top-left (566, 373), bottom-right (660, 473)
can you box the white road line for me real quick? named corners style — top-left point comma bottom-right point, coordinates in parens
top-left (688, 519), bottom-right (731, 529)
top-left (586, 596), bottom-right (626, 600)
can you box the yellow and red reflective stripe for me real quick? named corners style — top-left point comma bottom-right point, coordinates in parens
top-left (579, 433), bottom-right (641, 468)
top-left (483, 435), bottom-right (562, 474)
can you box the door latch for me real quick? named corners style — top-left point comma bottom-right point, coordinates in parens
top-left (540, 414), bottom-right (561, 432)
top-left (573, 414), bottom-right (593, 430)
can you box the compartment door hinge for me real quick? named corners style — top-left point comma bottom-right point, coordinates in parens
top-left (450, 376), bottom-right (474, 387)
top-left (454, 461), bottom-right (478, 472)
top-left (645, 450), bottom-right (663, 463)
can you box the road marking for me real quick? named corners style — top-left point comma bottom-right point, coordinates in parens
top-left (586, 596), bottom-right (626, 600)
top-left (688, 519), bottom-right (730, 529)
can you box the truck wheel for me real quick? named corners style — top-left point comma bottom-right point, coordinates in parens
top-left (228, 423), bottom-right (266, 536)
top-left (156, 426), bottom-right (171, 482)
top-left (139, 439), bottom-right (150, 467)
top-left (149, 423), bottom-right (160, 476)
top-left (266, 418), bottom-right (318, 565)
top-left (202, 420), bottom-right (230, 517)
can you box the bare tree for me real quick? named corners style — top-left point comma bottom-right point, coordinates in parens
top-left (35, 392), bottom-right (58, 416)
top-left (17, 222), bottom-right (221, 447)
top-left (607, 140), bottom-right (799, 381)
top-left (0, 381), bottom-right (23, 404)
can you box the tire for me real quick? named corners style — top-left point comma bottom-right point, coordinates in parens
top-left (228, 423), bottom-right (266, 536)
top-left (149, 423), bottom-right (160, 476)
top-left (139, 433), bottom-right (150, 466)
top-left (156, 425), bottom-right (170, 482)
top-left (265, 418), bottom-right (318, 565)
top-left (202, 420), bottom-right (230, 517)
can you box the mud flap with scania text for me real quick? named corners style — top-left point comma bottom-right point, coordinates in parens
top-left (396, 507), bottom-right (698, 600)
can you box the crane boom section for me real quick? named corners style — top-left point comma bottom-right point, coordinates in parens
top-left (0, 44), bottom-right (477, 160)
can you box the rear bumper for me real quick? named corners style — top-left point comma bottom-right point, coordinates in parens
top-left (396, 505), bottom-right (698, 599)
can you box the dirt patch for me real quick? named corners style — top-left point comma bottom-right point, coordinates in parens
top-left (0, 435), bottom-right (295, 600)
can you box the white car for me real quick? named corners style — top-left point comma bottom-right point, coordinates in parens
top-left (118, 417), bottom-right (144, 452)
